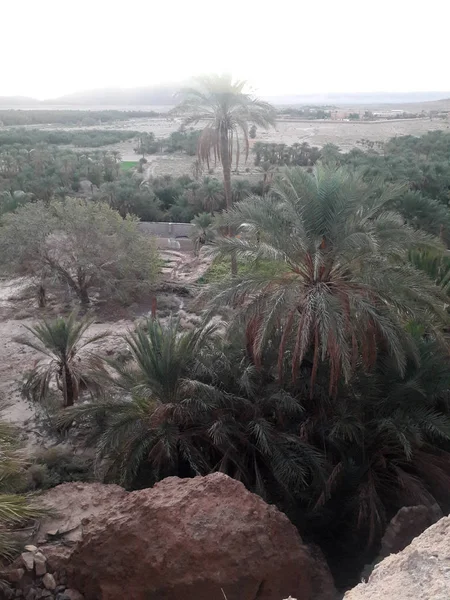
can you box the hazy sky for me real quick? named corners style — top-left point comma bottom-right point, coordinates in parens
top-left (2, 0), bottom-right (448, 99)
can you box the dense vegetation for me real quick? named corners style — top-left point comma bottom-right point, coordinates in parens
top-left (253, 141), bottom-right (321, 166)
top-left (4, 99), bottom-right (450, 589)
top-left (16, 162), bottom-right (443, 587)
top-left (0, 198), bottom-right (159, 306)
top-left (0, 109), bottom-right (160, 126)
top-left (0, 128), bottom-right (138, 148)
top-left (134, 128), bottom-right (201, 156)
top-left (341, 130), bottom-right (450, 205)
top-left (0, 146), bottom-right (123, 204)
top-left (278, 106), bottom-right (333, 119)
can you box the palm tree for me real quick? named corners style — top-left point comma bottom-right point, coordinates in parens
top-left (199, 176), bottom-right (224, 214)
top-left (191, 212), bottom-right (216, 256)
top-left (231, 178), bottom-right (251, 204)
top-left (208, 165), bottom-right (447, 396)
top-left (58, 317), bottom-right (224, 485)
top-left (0, 419), bottom-right (46, 560)
top-left (259, 160), bottom-right (276, 192)
top-left (21, 314), bottom-right (107, 408)
top-left (173, 74), bottom-right (276, 274)
top-left (0, 190), bottom-right (31, 216)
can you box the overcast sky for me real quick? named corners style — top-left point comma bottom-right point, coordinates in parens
top-left (2, 0), bottom-right (448, 99)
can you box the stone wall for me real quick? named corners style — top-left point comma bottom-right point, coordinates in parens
top-left (138, 222), bottom-right (194, 238)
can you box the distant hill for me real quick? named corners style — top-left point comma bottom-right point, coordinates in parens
top-left (0, 96), bottom-right (41, 107)
top-left (54, 84), bottom-right (180, 106)
top-left (0, 88), bottom-right (450, 109)
top-left (264, 92), bottom-right (450, 106)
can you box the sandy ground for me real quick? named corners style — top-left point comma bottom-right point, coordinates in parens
top-left (0, 250), bottom-right (211, 448)
top-left (103, 116), bottom-right (450, 176)
top-left (37, 112), bottom-right (450, 176)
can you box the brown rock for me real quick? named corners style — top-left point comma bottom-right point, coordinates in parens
top-left (34, 553), bottom-right (46, 576)
top-left (34, 482), bottom-right (127, 545)
top-left (64, 590), bottom-right (85, 600)
top-left (42, 573), bottom-right (56, 591)
top-left (36, 545), bottom-right (72, 574)
top-left (0, 567), bottom-right (25, 583)
top-left (68, 474), bottom-right (336, 600)
top-left (379, 504), bottom-right (441, 559)
top-left (20, 552), bottom-right (34, 571)
top-left (344, 515), bottom-right (450, 600)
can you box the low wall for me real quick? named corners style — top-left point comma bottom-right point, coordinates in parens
top-left (138, 222), bottom-right (194, 238)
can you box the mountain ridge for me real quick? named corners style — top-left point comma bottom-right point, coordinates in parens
top-left (0, 87), bottom-right (449, 108)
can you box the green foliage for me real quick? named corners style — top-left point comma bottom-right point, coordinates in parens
top-left (208, 165), bottom-right (447, 393)
top-left (58, 317), bottom-right (224, 485)
top-left (0, 420), bottom-right (47, 559)
top-left (0, 146), bottom-right (122, 204)
top-left (198, 256), bottom-right (284, 284)
top-left (278, 106), bottom-right (332, 119)
top-left (26, 447), bottom-right (92, 490)
top-left (94, 176), bottom-right (163, 220)
top-left (55, 314), bottom-right (450, 585)
top-left (190, 212), bottom-right (216, 255)
top-left (120, 161), bottom-right (139, 171)
top-left (253, 141), bottom-right (321, 167)
top-left (343, 130), bottom-right (450, 207)
top-left (133, 129), bottom-right (202, 157)
top-left (0, 109), bottom-right (160, 127)
top-left (20, 313), bottom-right (107, 407)
top-left (0, 198), bottom-right (160, 306)
top-left (0, 128), bottom-right (138, 148)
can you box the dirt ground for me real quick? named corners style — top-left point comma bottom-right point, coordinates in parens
top-left (0, 250), bottom-right (211, 450)
top-left (48, 112), bottom-right (450, 176)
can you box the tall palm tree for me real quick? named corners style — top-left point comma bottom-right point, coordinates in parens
top-left (174, 74), bottom-right (276, 274)
top-left (208, 165), bottom-right (447, 395)
top-left (21, 314), bottom-right (107, 408)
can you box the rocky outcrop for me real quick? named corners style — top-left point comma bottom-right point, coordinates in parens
top-left (67, 473), bottom-right (336, 600)
top-left (0, 544), bottom-right (83, 600)
top-left (34, 482), bottom-right (128, 544)
top-left (378, 504), bottom-right (442, 559)
top-left (344, 515), bottom-right (450, 599)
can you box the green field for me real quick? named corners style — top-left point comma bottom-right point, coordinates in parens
top-left (121, 161), bottom-right (139, 171)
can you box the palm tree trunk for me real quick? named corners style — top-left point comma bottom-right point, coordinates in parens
top-left (62, 365), bottom-right (77, 407)
top-left (220, 128), bottom-right (237, 276)
top-left (75, 285), bottom-right (90, 310)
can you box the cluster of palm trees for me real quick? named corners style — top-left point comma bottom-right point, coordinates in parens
top-left (18, 156), bottom-right (450, 579)
top-left (0, 146), bottom-right (122, 207)
top-left (6, 75), bottom-right (450, 581)
top-left (253, 141), bottom-right (321, 167)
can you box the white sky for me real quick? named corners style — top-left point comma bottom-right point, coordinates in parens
top-left (2, 0), bottom-right (448, 99)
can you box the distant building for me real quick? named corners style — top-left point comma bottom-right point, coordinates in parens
top-left (331, 110), bottom-right (350, 120)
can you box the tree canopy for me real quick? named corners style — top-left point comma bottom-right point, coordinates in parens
top-left (0, 198), bottom-right (159, 306)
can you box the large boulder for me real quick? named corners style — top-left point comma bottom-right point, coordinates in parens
top-left (67, 473), bottom-right (336, 600)
top-left (34, 482), bottom-right (128, 545)
top-left (344, 515), bottom-right (450, 600)
top-left (378, 504), bottom-right (441, 559)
